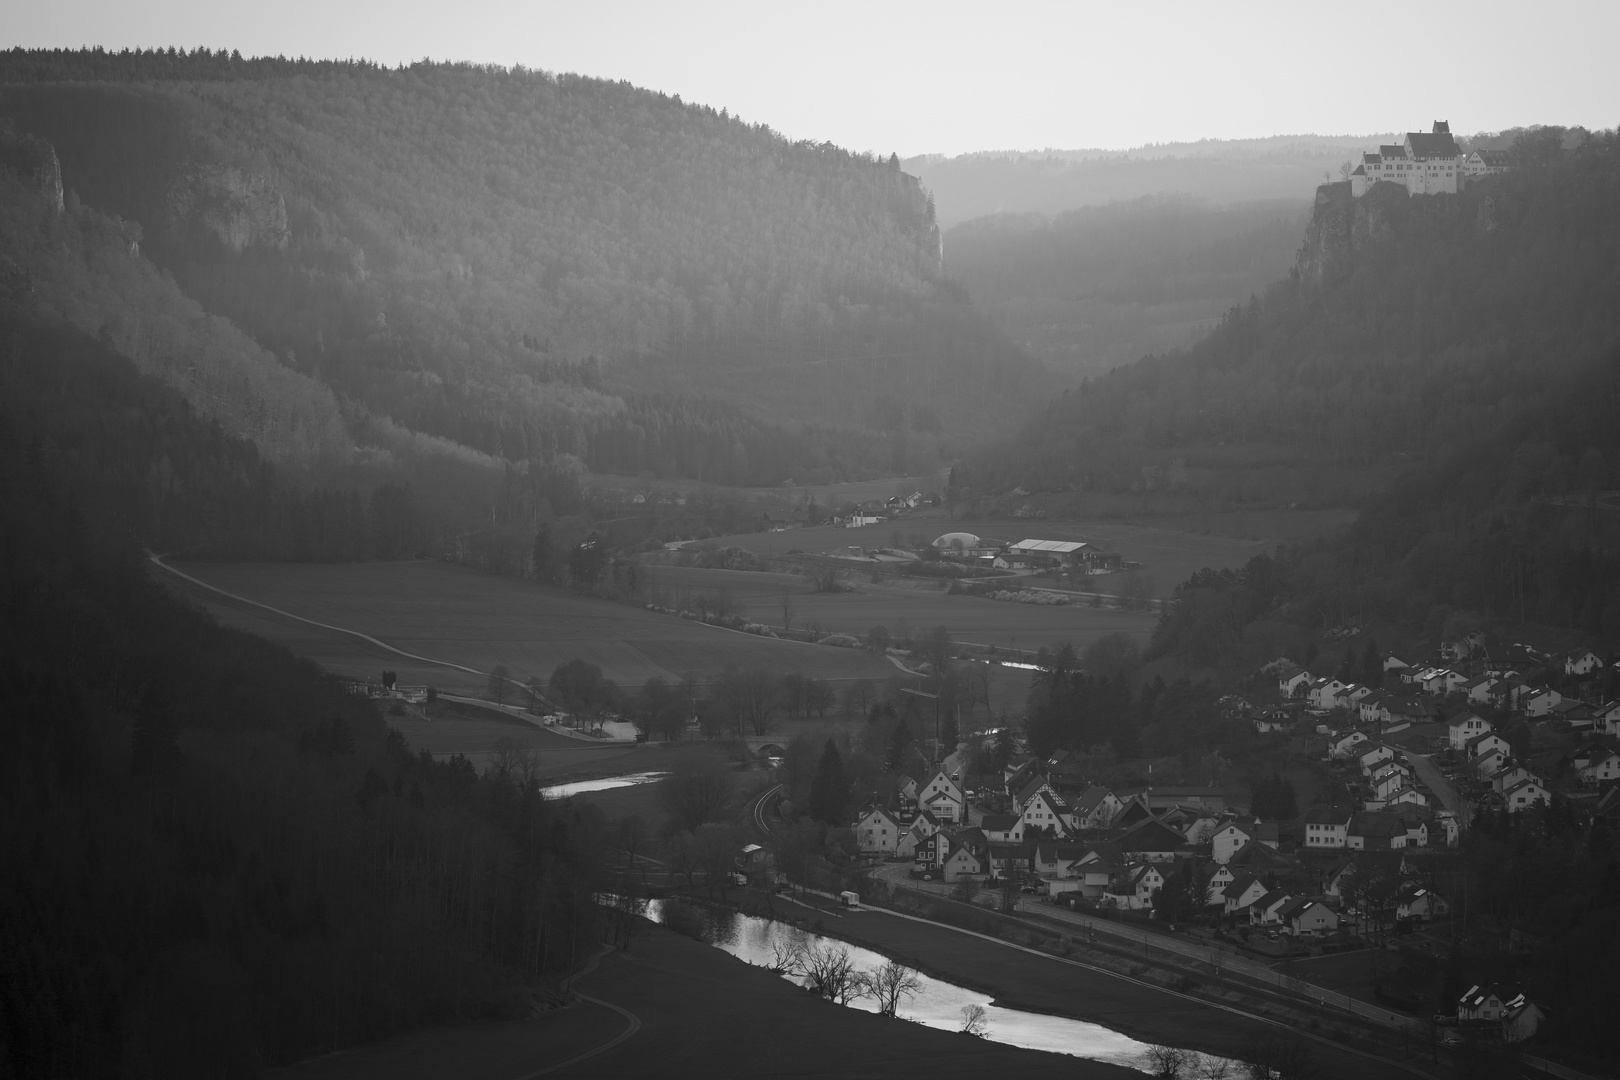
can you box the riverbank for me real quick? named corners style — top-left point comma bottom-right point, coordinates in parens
top-left (750, 888), bottom-right (1432, 1080)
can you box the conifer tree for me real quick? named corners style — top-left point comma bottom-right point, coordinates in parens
top-left (808, 739), bottom-right (849, 826)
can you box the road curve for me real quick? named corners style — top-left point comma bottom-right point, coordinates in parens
top-left (514, 947), bottom-right (640, 1079)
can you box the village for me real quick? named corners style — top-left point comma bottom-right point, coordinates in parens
top-left (842, 633), bottom-right (1619, 1051)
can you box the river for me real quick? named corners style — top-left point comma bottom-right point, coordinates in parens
top-left (643, 899), bottom-right (1234, 1075)
top-left (540, 771), bottom-right (669, 799)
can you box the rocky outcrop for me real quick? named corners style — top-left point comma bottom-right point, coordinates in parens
top-left (1294, 180), bottom-right (1407, 287)
top-left (166, 164), bottom-right (289, 252)
top-left (0, 123), bottom-right (64, 212)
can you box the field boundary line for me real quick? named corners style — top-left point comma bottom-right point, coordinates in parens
top-left (148, 553), bottom-right (496, 681)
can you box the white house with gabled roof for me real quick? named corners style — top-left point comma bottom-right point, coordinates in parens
top-left (918, 770), bottom-right (965, 823)
top-left (1502, 778), bottom-right (1550, 813)
top-left (1448, 713), bottom-right (1491, 750)
top-left (854, 806), bottom-right (904, 854)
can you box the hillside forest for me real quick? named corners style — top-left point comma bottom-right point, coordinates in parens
top-left (0, 48), bottom-right (1050, 501)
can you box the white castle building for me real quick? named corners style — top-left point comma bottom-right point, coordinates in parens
top-left (1350, 121), bottom-right (1463, 197)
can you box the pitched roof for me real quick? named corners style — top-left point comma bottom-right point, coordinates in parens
top-left (979, 813), bottom-right (1020, 832)
top-left (1073, 784), bottom-right (1117, 815)
top-left (1305, 806), bottom-right (1353, 825)
top-left (1118, 818), bottom-right (1189, 853)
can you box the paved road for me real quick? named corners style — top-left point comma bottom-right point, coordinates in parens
top-left (1407, 753), bottom-right (1471, 829)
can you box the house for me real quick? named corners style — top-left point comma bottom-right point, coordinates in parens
top-left (895, 810), bottom-right (940, 859)
top-left (1304, 807), bottom-right (1353, 849)
top-left (1418, 668), bottom-right (1467, 696)
top-left (1178, 812), bottom-right (1221, 845)
top-left (987, 842), bottom-right (1029, 881)
top-left (1347, 813), bottom-right (1408, 850)
top-left (1523, 688), bottom-right (1562, 718)
top-left (854, 806), bottom-right (904, 854)
top-left (1254, 710), bottom-right (1292, 735)
top-left (1250, 889), bottom-right (1295, 927)
top-left (1383, 653), bottom-right (1413, 673)
top-left (1202, 864), bottom-right (1237, 905)
top-left (1066, 845), bottom-right (1124, 897)
top-left (1032, 842), bottom-right (1088, 878)
top-left (1464, 148), bottom-right (1514, 178)
top-left (979, 812), bottom-right (1026, 843)
top-left (918, 770), bottom-right (965, 823)
top-left (1458, 984), bottom-right (1509, 1023)
top-left (1071, 785), bottom-right (1123, 829)
top-left (1466, 731), bottom-right (1510, 761)
top-left (941, 835), bottom-right (988, 882)
top-left (1211, 821), bottom-right (1256, 864)
top-left (1117, 818), bottom-right (1190, 863)
top-left (1278, 667), bottom-right (1314, 699)
top-left (1281, 898), bottom-right (1340, 937)
top-left (1114, 785), bottom-right (1228, 814)
top-left (1581, 751), bottom-right (1620, 786)
top-left (1329, 730), bottom-right (1369, 758)
top-left (1474, 747), bottom-right (1508, 780)
top-left (1502, 993), bottom-right (1545, 1043)
top-left (1385, 697), bottom-right (1436, 726)
top-left (1462, 676), bottom-right (1498, 705)
top-left (1443, 630), bottom-right (1489, 661)
top-left (1395, 886), bottom-right (1449, 922)
top-left (1598, 701), bottom-right (1620, 737)
top-left (1386, 785), bottom-right (1429, 809)
top-left (1107, 863), bottom-right (1166, 910)
top-left (1020, 789), bottom-right (1073, 838)
top-left (1223, 874), bottom-right (1269, 918)
top-left (1565, 649), bottom-right (1604, 677)
top-left (1502, 778), bottom-right (1551, 813)
top-left (896, 774), bottom-right (919, 805)
top-left (1489, 764), bottom-right (1538, 794)
top-left (1550, 699), bottom-right (1597, 733)
top-left (1358, 744), bottom-right (1397, 775)
top-left (1309, 678), bottom-right (1349, 710)
top-left (1448, 713), bottom-right (1492, 750)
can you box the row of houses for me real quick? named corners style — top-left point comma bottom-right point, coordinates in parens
top-left (1346, 120), bottom-right (1516, 198)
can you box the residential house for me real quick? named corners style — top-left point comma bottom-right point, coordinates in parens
top-left (854, 806), bottom-right (904, 855)
top-left (1203, 864), bottom-right (1237, 906)
top-left (979, 812), bottom-right (1026, 843)
top-left (1067, 845), bottom-right (1124, 898)
top-left (1071, 785), bottom-right (1123, 829)
top-left (1565, 649), bottom-right (1605, 677)
top-left (1223, 874), bottom-right (1270, 918)
top-left (1462, 676), bottom-right (1498, 705)
top-left (1309, 678), bottom-right (1349, 710)
top-left (1448, 713), bottom-right (1492, 750)
top-left (1459, 985), bottom-right (1506, 1022)
top-left (1178, 812), bottom-right (1221, 845)
top-left (1033, 842), bottom-right (1088, 879)
top-left (1598, 701), bottom-right (1620, 737)
top-left (918, 770), bottom-right (965, 823)
top-left (1279, 668), bottom-right (1314, 699)
top-left (1020, 789), bottom-right (1073, 838)
top-left (1383, 653), bottom-right (1414, 674)
top-left (1395, 886), bottom-right (1449, 922)
top-left (1464, 148), bottom-right (1513, 177)
top-left (1347, 813), bottom-right (1408, 850)
top-left (1329, 730), bottom-right (1369, 758)
top-left (1418, 668), bottom-right (1467, 696)
top-left (1117, 818), bottom-right (1191, 863)
top-left (1304, 807), bottom-right (1353, 849)
top-left (895, 811), bottom-right (940, 859)
top-left (1115, 786), bottom-right (1228, 814)
top-left (1580, 748), bottom-right (1620, 786)
top-left (1489, 764), bottom-right (1539, 794)
top-left (1386, 785), bottom-right (1429, 809)
top-left (1107, 864), bottom-right (1166, 911)
top-left (1502, 778), bottom-right (1550, 813)
top-left (1466, 732), bottom-right (1511, 762)
top-left (941, 835), bottom-right (988, 882)
top-left (1550, 699), bottom-right (1596, 733)
top-left (1211, 821), bottom-right (1257, 864)
top-left (1502, 993), bottom-right (1545, 1043)
top-left (1358, 744), bottom-right (1397, 775)
top-left (987, 842), bottom-right (1029, 881)
top-left (1474, 747), bottom-right (1508, 780)
top-left (1250, 889), bottom-right (1295, 927)
top-left (1358, 691), bottom-right (1392, 726)
top-left (1523, 688), bottom-right (1562, 718)
top-left (1443, 630), bottom-right (1488, 661)
top-left (1280, 898), bottom-right (1340, 937)
top-left (1386, 697), bottom-right (1436, 727)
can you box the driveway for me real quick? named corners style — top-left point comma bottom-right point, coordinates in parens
top-left (1407, 753), bottom-right (1471, 829)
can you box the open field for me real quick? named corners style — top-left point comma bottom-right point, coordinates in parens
top-left (156, 559), bottom-right (900, 698)
top-left (639, 562), bottom-right (1159, 654)
top-left (587, 469), bottom-right (946, 508)
top-left (689, 505), bottom-right (1355, 597)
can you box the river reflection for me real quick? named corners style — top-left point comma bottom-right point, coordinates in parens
top-left (644, 899), bottom-right (1233, 1074)
top-left (540, 771), bottom-right (668, 798)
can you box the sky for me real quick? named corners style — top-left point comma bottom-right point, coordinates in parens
top-left (10, 0), bottom-right (1619, 157)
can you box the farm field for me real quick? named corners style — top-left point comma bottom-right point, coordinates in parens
top-left (156, 559), bottom-right (899, 696)
top-left (587, 469), bottom-right (945, 508)
top-left (638, 562), bottom-right (1159, 655)
top-left (692, 506), bottom-right (1352, 597)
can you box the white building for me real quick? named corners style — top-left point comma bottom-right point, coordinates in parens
top-left (1350, 121), bottom-right (1464, 197)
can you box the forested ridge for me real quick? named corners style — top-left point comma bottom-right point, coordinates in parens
top-left (963, 126), bottom-right (1620, 659)
top-left (0, 304), bottom-right (629, 1076)
top-left (0, 47), bottom-right (1050, 490)
top-left (944, 196), bottom-right (1308, 378)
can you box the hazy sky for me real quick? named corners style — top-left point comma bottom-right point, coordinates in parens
top-left (11, 0), bottom-right (1618, 156)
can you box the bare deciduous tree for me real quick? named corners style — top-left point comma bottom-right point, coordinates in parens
top-left (1141, 1044), bottom-right (1190, 1079)
top-left (865, 961), bottom-right (923, 1017)
top-left (487, 664), bottom-right (512, 706)
top-left (961, 1003), bottom-right (989, 1037)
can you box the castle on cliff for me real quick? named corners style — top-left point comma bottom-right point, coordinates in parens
top-left (1349, 121), bottom-right (1513, 198)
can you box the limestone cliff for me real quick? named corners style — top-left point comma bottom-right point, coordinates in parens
top-left (165, 164), bottom-right (288, 252)
top-left (1294, 180), bottom-right (1406, 287)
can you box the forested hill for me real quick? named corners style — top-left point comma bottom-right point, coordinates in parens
top-left (943, 196), bottom-right (1308, 379)
top-left (964, 127), bottom-right (1620, 507)
top-left (0, 48), bottom-right (1048, 486)
top-left (967, 126), bottom-right (1620, 655)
